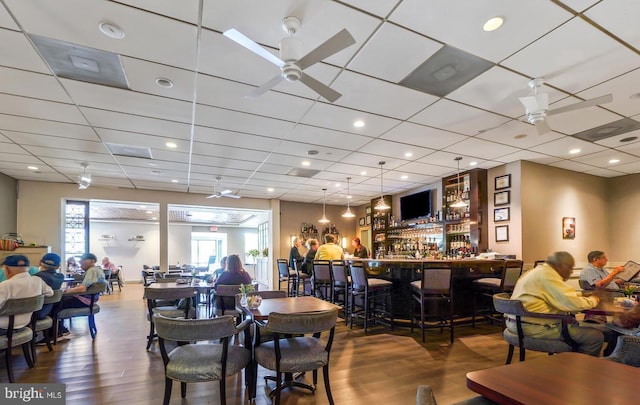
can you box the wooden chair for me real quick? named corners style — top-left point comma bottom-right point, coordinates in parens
top-left (154, 314), bottom-right (251, 405)
top-left (312, 260), bottom-right (333, 301)
top-left (410, 263), bottom-right (454, 343)
top-left (254, 309), bottom-right (339, 405)
top-left (493, 292), bottom-right (578, 364)
top-left (31, 289), bottom-right (63, 358)
top-left (472, 260), bottom-right (523, 326)
top-left (349, 263), bottom-right (394, 334)
top-left (54, 281), bottom-right (107, 343)
top-left (143, 286), bottom-right (196, 350)
top-left (0, 295), bottom-right (44, 382)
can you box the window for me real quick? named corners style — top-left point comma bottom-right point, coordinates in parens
top-left (244, 232), bottom-right (258, 264)
top-left (64, 200), bottom-right (89, 263)
top-left (191, 232), bottom-right (227, 268)
top-left (258, 221), bottom-right (268, 253)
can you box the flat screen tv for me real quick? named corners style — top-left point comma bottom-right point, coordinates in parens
top-left (400, 190), bottom-right (433, 221)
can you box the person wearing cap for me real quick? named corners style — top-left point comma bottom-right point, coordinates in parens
top-left (57, 253), bottom-right (105, 335)
top-left (0, 260), bottom-right (39, 283)
top-left (0, 254), bottom-right (54, 335)
top-left (33, 253), bottom-right (65, 320)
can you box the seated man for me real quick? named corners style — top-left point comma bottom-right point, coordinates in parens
top-left (101, 256), bottom-right (122, 288)
top-left (0, 255), bottom-right (54, 335)
top-left (57, 253), bottom-right (105, 335)
top-left (509, 251), bottom-right (604, 357)
top-left (580, 250), bottom-right (624, 290)
top-left (315, 234), bottom-right (344, 261)
top-left (33, 253), bottom-right (65, 320)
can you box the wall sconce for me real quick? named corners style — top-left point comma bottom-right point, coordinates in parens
top-left (290, 235), bottom-right (297, 247)
top-left (342, 237), bottom-right (348, 249)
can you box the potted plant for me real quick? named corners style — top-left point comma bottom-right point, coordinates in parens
top-left (261, 247), bottom-right (269, 257)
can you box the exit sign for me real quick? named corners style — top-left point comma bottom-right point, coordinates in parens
top-left (209, 226), bottom-right (218, 232)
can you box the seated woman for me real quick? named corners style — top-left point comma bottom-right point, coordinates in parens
top-left (212, 256), bottom-right (228, 282)
top-left (213, 254), bottom-right (253, 313)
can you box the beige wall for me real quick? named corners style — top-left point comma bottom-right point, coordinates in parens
top-left (607, 173), bottom-right (640, 263)
top-left (520, 161), bottom-right (609, 268)
top-left (0, 172), bottom-right (17, 235)
top-left (488, 161), bottom-right (522, 259)
top-left (279, 200), bottom-right (358, 260)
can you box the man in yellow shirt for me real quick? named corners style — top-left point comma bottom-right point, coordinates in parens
top-left (315, 234), bottom-right (344, 261)
top-left (508, 251), bottom-right (603, 356)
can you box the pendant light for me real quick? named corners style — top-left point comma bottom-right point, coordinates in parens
top-left (319, 188), bottom-right (330, 223)
top-left (342, 177), bottom-right (355, 218)
top-left (374, 161), bottom-right (390, 210)
top-left (450, 157), bottom-right (468, 208)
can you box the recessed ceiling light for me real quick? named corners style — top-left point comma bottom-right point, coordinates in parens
top-left (27, 166), bottom-right (38, 170)
top-left (609, 159), bottom-right (620, 164)
top-left (483, 17), bottom-right (504, 32)
top-left (171, 179), bottom-right (179, 183)
top-left (469, 161), bottom-right (478, 166)
top-left (307, 150), bottom-right (319, 155)
top-left (98, 21), bottom-right (125, 39)
top-left (335, 183), bottom-right (341, 187)
top-left (569, 148), bottom-right (581, 154)
top-left (360, 171), bottom-right (366, 176)
top-left (404, 152), bottom-right (413, 158)
top-left (401, 175), bottom-right (408, 180)
top-left (353, 120), bottom-right (365, 128)
top-left (347, 195), bottom-right (352, 199)
top-left (166, 142), bottom-right (177, 148)
top-left (155, 77), bottom-right (173, 88)
top-left (301, 161), bottom-right (311, 166)
top-left (267, 188), bottom-right (274, 192)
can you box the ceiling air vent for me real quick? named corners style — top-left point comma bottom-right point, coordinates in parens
top-left (106, 143), bottom-right (153, 159)
top-left (287, 168), bottom-right (321, 178)
top-left (572, 118), bottom-right (640, 143)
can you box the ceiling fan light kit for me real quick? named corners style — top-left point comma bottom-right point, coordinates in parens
top-left (206, 176), bottom-right (241, 199)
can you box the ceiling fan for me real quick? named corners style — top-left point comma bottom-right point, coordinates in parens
top-left (223, 16), bottom-right (355, 102)
top-left (519, 78), bottom-right (613, 135)
top-left (206, 177), bottom-right (241, 199)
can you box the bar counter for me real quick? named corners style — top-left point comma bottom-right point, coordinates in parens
top-left (351, 258), bottom-right (509, 321)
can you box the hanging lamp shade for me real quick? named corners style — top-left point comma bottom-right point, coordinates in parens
top-left (319, 188), bottom-right (330, 223)
top-left (374, 161), bottom-right (390, 210)
top-left (450, 157), bottom-right (468, 208)
top-left (342, 177), bottom-right (356, 218)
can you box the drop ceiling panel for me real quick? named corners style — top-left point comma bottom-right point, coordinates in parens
top-left (195, 104), bottom-right (296, 139)
top-left (357, 139), bottom-right (435, 161)
top-left (0, 67), bottom-right (71, 102)
top-left (443, 137), bottom-right (520, 160)
top-left (262, 153), bottom-right (334, 170)
top-left (189, 156), bottom-right (259, 172)
top-left (61, 79), bottom-right (193, 124)
top-left (340, 0), bottom-right (399, 17)
top-left (410, 99), bottom-right (510, 136)
top-left (0, 29), bottom-right (50, 73)
top-left (332, 70), bottom-right (438, 120)
top-left (571, 149), bottom-right (636, 167)
top-left (21, 146), bottom-right (115, 163)
top-left (0, 93), bottom-right (87, 125)
top-left (585, 0), bottom-right (640, 50)
top-left (194, 127), bottom-right (282, 151)
top-left (324, 162), bottom-right (378, 178)
top-left (190, 166), bottom-right (255, 180)
top-left (394, 161), bottom-right (452, 177)
top-left (336, 153), bottom-right (407, 170)
top-left (201, 0), bottom-right (380, 67)
top-left (502, 17), bottom-right (639, 93)
top-left (596, 128), bottom-right (640, 148)
top-left (0, 169), bottom-right (69, 182)
top-left (417, 151), bottom-right (480, 169)
top-left (113, 157), bottom-right (188, 172)
top-left (115, 0), bottom-right (201, 25)
top-left (0, 152), bottom-right (43, 165)
top-left (0, 143), bottom-right (29, 155)
top-left (389, 0), bottom-right (571, 62)
top-left (286, 124), bottom-right (371, 150)
top-left (549, 159), bottom-right (602, 173)
top-left (0, 4), bottom-right (18, 30)
top-left (301, 102), bottom-right (400, 137)
top-left (120, 56), bottom-right (195, 102)
top-left (46, 159), bottom-right (123, 174)
top-left (494, 150), bottom-right (562, 165)
top-left (609, 158), bottom-right (640, 175)
top-left (97, 128), bottom-right (186, 154)
top-left (80, 107), bottom-right (192, 139)
top-left (268, 141), bottom-right (350, 162)
top-left (583, 167), bottom-right (628, 177)
top-left (577, 68), bottom-right (640, 118)
top-left (546, 97), bottom-right (622, 134)
top-left (348, 22), bottom-right (442, 83)
top-left (380, 122), bottom-right (468, 150)
top-left (476, 120), bottom-right (564, 148)
top-left (560, 1), bottom-right (601, 13)
top-left (530, 136), bottom-right (607, 157)
top-left (88, 176), bottom-right (135, 188)
top-left (0, 115), bottom-right (96, 140)
top-left (193, 143), bottom-right (270, 163)
top-left (4, 0), bottom-right (199, 70)
top-left (13, 132), bottom-right (107, 153)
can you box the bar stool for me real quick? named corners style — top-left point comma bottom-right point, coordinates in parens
top-left (312, 260), bottom-right (333, 301)
top-left (330, 260), bottom-right (350, 325)
top-left (410, 263), bottom-right (454, 343)
top-left (349, 262), bottom-right (393, 334)
top-left (472, 260), bottom-right (523, 327)
top-left (276, 259), bottom-right (296, 296)
top-left (293, 260), bottom-right (312, 297)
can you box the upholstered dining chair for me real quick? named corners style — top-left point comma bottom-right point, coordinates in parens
top-left (410, 263), bottom-right (455, 343)
top-left (254, 309), bottom-right (339, 405)
top-left (153, 314), bottom-right (252, 405)
top-left (493, 292), bottom-right (578, 364)
top-left (31, 289), bottom-right (63, 359)
top-left (54, 281), bottom-right (107, 343)
top-left (143, 286), bottom-right (196, 350)
top-left (0, 294), bottom-right (44, 382)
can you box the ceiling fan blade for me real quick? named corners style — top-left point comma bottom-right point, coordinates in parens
top-left (220, 189), bottom-right (233, 195)
top-left (548, 94), bottom-right (613, 116)
top-left (223, 28), bottom-right (285, 68)
top-left (247, 74), bottom-right (285, 99)
top-left (297, 29), bottom-right (356, 70)
top-left (205, 194), bottom-right (219, 199)
top-left (519, 93), bottom-right (548, 114)
top-left (299, 73), bottom-right (341, 102)
top-left (535, 119), bottom-right (552, 135)
top-left (223, 194), bottom-right (242, 199)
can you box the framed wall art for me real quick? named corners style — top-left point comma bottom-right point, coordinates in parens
top-left (494, 190), bottom-right (510, 206)
top-left (359, 217), bottom-right (365, 226)
top-left (562, 217), bottom-right (575, 240)
top-left (365, 206), bottom-right (372, 216)
top-left (495, 174), bottom-right (511, 190)
top-left (494, 207), bottom-right (510, 222)
top-left (365, 216), bottom-right (371, 225)
top-left (495, 225), bottom-right (509, 242)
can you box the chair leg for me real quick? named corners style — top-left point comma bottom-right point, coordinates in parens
top-left (274, 371), bottom-right (283, 405)
top-left (45, 328), bottom-right (54, 352)
top-left (23, 343), bottom-right (35, 368)
top-left (219, 379), bottom-right (226, 405)
top-left (312, 369), bottom-right (318, 386)
top-left (6, 348), bottom-right (15, 383)
top-left (163, 378), bottom-right (173, 405)
top-left (88, 315), bottom-right (97, 339)
top-left (519, 347), bottom-right (526, 362)
top-left (471, 290), bottom-right (477, 328)
top-left (181, 381), bottom-right (187, 398)
top-left (147, 321), bottom-right (155, 350)
top-left (323, 365), bottom-right (335, 405)
top-left (421, 297), bottom-right (426, 343)
top-left (506, 344), bottom-right (514, 364)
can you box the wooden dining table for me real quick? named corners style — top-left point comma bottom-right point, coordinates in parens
top-left (466, 352), bottom-right (640, 405)
top-left (239, 296), bottom-right (340, 322)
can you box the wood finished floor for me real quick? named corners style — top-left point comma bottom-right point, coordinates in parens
top-left (2, 284), bottom-right (547, 405)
